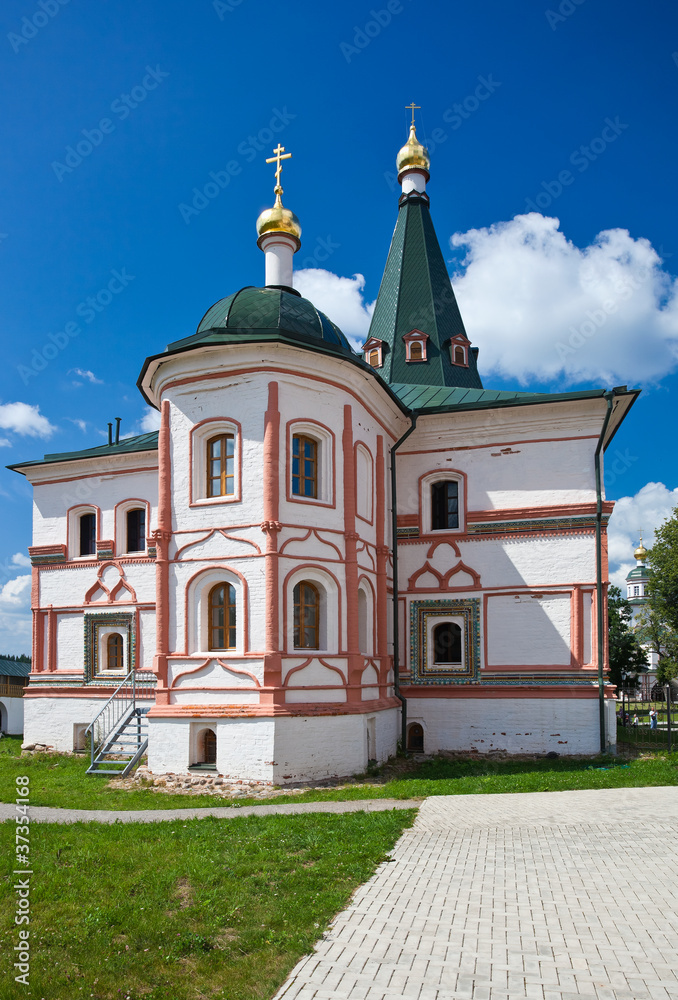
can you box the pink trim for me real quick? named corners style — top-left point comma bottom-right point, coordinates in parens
top-left (401, 434), bottom-right (602, 458)
top-left (407, 560), bottom-right (480, 592)
top-left (175, 528), bottom-right (261, 560)
top-left (279, 528), bottom-right (343, 560)
top-left (375, 436), bottom-right (389, 666)
top-left (263, 382), bottom-right (282, 694)
top-left (188, 415), bottom-right (243, 507)
top-left (468, 501), bottom-right (614, 522)
top-left (29, 544), bottom-right (67, 563)
top-left (343, 405), bottom-right (362, 700)
top-left (181, 564), bottom-right (250, 657)
top-left (354, 440), bottom-right (374, 525)
top-left (84, 561), bottom-right (138, 605)
top-left (160, 366), bottom-right (402, 442)
top-left (113, 498), bottom-right (152, 557)
top-left (29, 464), bottom-right (157, 487)
top-left (153, 399), bottom-right (172, 702)
top-left (47, 606), bottom-right (56, 672)
top-left (285, 417), bottom-right (337, 509)
top-left (284, 657), bottom-right (347, 686)
top-left (170, 657), bottom-right (261, 687)
top-left (66, 504), bottom-right (102, 560)
top-left (146, 696), bottom-right (401, 718)
top-left (357, 575), bottom-right (376, 658)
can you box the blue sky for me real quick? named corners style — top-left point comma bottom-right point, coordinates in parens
top-left (1, 0), bottom-right (677, 652)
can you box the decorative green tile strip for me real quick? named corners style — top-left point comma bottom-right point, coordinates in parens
top-left (467, 514), bottom-right (610, 535)
top-left (397, 527), bottom-right (419, 538)
top-left (83, 612), bottom-right (135, 683)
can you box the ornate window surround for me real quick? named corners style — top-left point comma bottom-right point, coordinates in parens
top-left (409, 598), bottom-right (481, 684)
top-left (84, 611), bottom-right (135, 683)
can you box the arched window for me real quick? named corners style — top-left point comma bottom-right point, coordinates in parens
top-left (208, 583), bottom-right (236, 650)
top-left (433, 622), bottom-right (461, 663)
top-left (79, 513), bottom-right (96, 556)
top-left (107, 633), bottom-right (123, 670)
top-left (358, 589), bottom-right (368, 654)
top-left (431, 480), bottom-right (459, 530)
top-left (294, 581), bottom-right (320, 649)
top-left (292, 436), bottom-right (317, 498)
top-left (126, 508), bottom-right (146, 552)
top-left (454, 346), bottom-right (465, 364)
top-left (368, 349), bottom-right (380, 367)
top-left (410, 341), bottom-right (423, 361)
top-left (407, 722), bottom-right (424, 752)
top-left (207, 434), bottom-right (235, 497)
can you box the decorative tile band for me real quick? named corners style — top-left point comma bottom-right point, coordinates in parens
top-left (83, 611), bottom-right (135, 683)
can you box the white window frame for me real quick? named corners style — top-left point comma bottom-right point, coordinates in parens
top-left (186, 568), bottom-right (244, 657)
top-left (68, 506), bottom-right (99, 561)
top-left (191, 418), bottom-right (241, 506)
top-left (286, 567), bottom-right (339, 655)
top-left (114, 499), bottom-right (150, 556)
top-left (288, 420), bottom-right (334, 507)
top-left (420, 470), bottom-right (465, 535)
top-left (96, 626), bottom-right (128, 676)
top-left (426, 615), bottom-right (464, 668)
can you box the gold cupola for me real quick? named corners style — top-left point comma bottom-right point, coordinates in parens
top-left (634, 534), bottom-right (648, 562)
top-left (256, 190), bottom-right (302, 245)
top-left (396, 122), bottom-right (430, 182)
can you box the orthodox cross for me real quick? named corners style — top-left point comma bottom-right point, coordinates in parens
top-left (266, 143), bottom-right (292, 194)
top-left (406, 102), bottom-right (420, 126)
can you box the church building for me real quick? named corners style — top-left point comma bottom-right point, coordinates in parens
top-left (9, 120), bottom-right (637, 781)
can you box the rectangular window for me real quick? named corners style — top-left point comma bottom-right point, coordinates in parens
top-left (431, 481), bottom-right (459, 530)
top-left (79, 513), bottom-right (96, 556)
top-left (292, 436), bottom-right (317, 498)
top-left (126, 509), bottom-right (146, 552)
top-left (207, 434), bottom-right (235, 498)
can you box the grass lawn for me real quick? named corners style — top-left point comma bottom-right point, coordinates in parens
top-left (2, 736), bottom-right (678, 811)
top-left (0, 809), bottom-right (415, 1000)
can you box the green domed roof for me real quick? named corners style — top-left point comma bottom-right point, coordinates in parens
top-left (166, 286), bottom-right (355, 358)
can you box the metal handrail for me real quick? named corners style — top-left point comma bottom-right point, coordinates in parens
top-left (85, 668), bottom-right (156, 769)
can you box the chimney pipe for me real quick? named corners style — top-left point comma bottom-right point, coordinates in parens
top-left (107, 423), bottom-right (113, 446)
top-left (115, 417), bottom-right (121, 445)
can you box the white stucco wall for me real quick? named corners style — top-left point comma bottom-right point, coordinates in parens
top-left (406, 697), bottom-right (606, 755)
top-left (0, 697), bottom-right (24, 735)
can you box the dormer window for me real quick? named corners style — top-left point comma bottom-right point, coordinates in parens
top-left (403, 329), bottom-right (428, 362)
top-left (449, 335), bottom-right (470, 366)
top-left (362, 337), bottom-right (383, 368)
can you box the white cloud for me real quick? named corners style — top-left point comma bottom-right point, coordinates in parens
top-left (0, 438), bottom-right (11, 448)
top-left (0, 402), bottom-right (55, 438)
top-left (294, 269), bottom-right (375, 349)
top-left (67, 418), bottom-right (88, 433)
top-left (11, 553), bottom-right (30, 568)
top-left (608, 482), bottom-right (678, 589)
top-left (0, 574), bottom-right (31, 606)
top-left (448, 213), bottom-right (678, 385)
top-left (68, 368), bottom-right (103, 385)
top-left (139, 407), bottom-right (161, 433)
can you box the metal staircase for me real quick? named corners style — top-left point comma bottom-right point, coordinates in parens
top-left (86, 668), bottom-right (156, 776)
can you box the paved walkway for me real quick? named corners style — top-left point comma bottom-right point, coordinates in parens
top-left (275, 787), bottom-right (678, 1000)
top-left (0, 797), bottom-right (415, 824)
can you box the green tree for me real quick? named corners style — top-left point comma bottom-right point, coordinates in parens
top-left (645, 505), bottom-right (678, 684)
top-left (607, 585), bottom-right (648, 695)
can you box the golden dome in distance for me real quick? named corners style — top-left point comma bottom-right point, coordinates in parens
top-left (256, 190), bottom-right (302, 243)
top-left (634, 531), bottom-right (648, 561)
top-left (396, 123), bottom-right (431, 179)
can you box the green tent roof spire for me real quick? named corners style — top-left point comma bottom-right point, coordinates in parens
top-left (366, 154), bottom-right (483, 390)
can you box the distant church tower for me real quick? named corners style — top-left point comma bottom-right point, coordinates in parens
top-left (626, 536), bottom-right (658, 697)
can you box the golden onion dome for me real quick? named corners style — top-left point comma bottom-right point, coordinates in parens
top-left (396, 124), bottom-right (431, 178)
top-left (256, 191), bottom-right (301, 243)
top-left (634, 543), bottom-right (648, 561)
